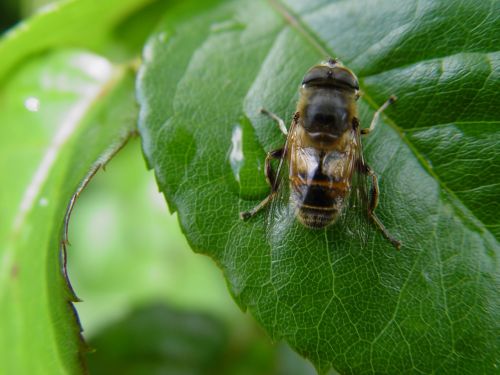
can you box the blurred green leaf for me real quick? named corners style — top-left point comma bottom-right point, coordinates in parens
top-left (0, 50), bottom-right (137, 374)
top-left (138, 0), bottom-right (500, 373)
top-left (0, 0), bottom-right (171, 82)
top-left (88, 304), bottom-right (228, 375)
top-left (21, 0), bottom-right (59, 18)
top-left (87, 303), bottom-right (319, 375)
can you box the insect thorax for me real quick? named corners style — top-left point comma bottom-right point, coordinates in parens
top-left (299, 87), bottom-right (356, 138)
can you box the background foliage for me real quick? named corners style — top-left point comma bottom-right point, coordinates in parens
top-left (0, 0), bottom-right (498, 374)
top-left (138, 0), bottom-right (499, 373)
top-left (0, 0), bottom-right (318, 374)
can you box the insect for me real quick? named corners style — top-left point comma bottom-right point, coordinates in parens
top-left (240, 58), bottom-right (401, 249)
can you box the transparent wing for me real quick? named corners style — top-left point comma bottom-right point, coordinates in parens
top-left (335, 127), bottom-right (373, 246)
top-left (265, 119), bottom-right (374, 247)
top-left (267, 120), bottom-right (300, 244)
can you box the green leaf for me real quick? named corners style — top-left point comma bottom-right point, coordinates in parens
top-left (87, 304), bottom-right (229, 375)
top-left (0, 50), bottom-right (137, 374)
top-left (138, 0), bottom-right (500, 373)
top-left (67, 138), bottom-right (245, 337)
top-left (87, 303), bottom-right (320, 375)
top-left (67, 138), bottom-right (320, 375)
top-left (0, 0), bottom-right (166, 82)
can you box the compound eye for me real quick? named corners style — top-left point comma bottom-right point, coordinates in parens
top-left (302, 67), bottom-right (328, 85)
top-left (331, 67), bottom-right (359, 90)
top-left (302, 65), bottom-right (359, 90)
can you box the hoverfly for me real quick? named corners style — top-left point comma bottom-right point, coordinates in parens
top-left (240, 58), bottom-right (401, 249)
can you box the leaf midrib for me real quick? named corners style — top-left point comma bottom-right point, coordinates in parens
top-left (268, 0), bottom-right (496, 242)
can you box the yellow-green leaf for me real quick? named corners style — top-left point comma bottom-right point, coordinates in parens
top-left (0, 49), bottom-right (137, 375)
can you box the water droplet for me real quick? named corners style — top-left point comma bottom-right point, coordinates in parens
top-left (39, 197), bottom-right (49, 206)
top-left (228, 116), bottom-right (269, 200)
top-left (24, 97), bottom-right (40, 112)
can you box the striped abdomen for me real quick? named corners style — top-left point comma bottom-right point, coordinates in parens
top-left (292, 179), bottom-right (349, 228)
top-left (288, 132), bottom-right (356, 228)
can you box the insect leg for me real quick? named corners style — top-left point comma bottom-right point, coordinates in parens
top-left (363, 164), bottom-right (402, 249)
top-left (264, 148), bottom-right (284, 188)
top-left (260, 108), bottom-right (288, 135)
top-left (240, 148), bottom-right (283, 220)
top-left (361, 95), bottom-right (397, 135)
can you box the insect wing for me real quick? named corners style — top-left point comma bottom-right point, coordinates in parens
top-left (267, 126), bottom-right (298, 243)
top-left (336, 129), bottom-right (372, 245)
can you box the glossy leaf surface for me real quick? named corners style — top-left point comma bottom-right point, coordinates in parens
top-left (0, 50), bottom-right (137, 375)
top-left (0, 0), bottom-right (163, 81)
top-left (138, 0), bottom-right (500, 373)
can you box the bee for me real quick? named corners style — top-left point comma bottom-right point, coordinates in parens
top-left (240, 58), bottom-right (401, 249)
